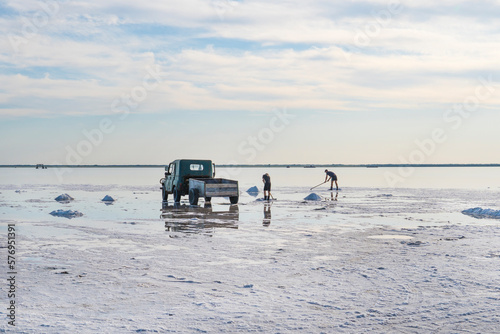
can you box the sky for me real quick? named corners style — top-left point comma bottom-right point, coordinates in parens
top-left (1, 0), bottom-right (500, 165)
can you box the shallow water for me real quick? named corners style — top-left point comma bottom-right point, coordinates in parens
top-left (2, 165), bottom-right (500, 189)
top-left (1, 167), bottom-right (499, 237)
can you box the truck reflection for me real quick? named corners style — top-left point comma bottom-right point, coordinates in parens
top-left (161, 203), bottom-right (239, 235)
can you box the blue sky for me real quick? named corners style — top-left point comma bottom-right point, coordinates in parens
top-left (1, 0), bottom-right (500, 165)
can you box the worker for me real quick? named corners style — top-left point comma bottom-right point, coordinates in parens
top-left (262, 173), bottom-right (271, 200)
top-left (324, 169), bottom-right (338, 191)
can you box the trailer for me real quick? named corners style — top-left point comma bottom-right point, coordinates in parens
top-left (188, 178), bottom-right (239, 205)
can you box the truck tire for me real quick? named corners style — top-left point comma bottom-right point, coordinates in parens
top-left (205, 197), bottom-right (211, 203)
top-left (189, 189), bottom-right (199, 205)
top-left (229, 196), bottom-right (239, 204)
top-left (173, 187), bottom-right (181, 203)
top-left (162, 184), bottom-right (168, 202)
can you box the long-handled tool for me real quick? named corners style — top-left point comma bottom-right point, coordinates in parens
top-left (310, 181), bottom-right (327, 191)
top-left (269, 192), bottom-right (277, 200)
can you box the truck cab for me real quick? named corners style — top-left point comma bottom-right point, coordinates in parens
top-left (161, 159), bottom-right (215, 202)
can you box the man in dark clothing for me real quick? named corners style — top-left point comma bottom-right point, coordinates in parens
top-left (324, 169), bottom-right (338, 191)
top-left (262, 173), bottom-right (271, 200)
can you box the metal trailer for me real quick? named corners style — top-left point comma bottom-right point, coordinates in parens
top-left (188, 178), bottom-right (239, 205)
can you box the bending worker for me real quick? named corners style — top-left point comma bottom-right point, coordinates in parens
top-left (324, 169), bottom-right (338, 191)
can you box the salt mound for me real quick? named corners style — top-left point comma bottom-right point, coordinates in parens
top-left (55, 194), bottom-right (74, 202)
top-left (462, 207), bottom-right (500, 219)
top-left (102, 195), bottom-right (115, 202)
top-left (304, 193), bottom-right (322, 201)
top-left (50, 210), bottom-right (83, 219)
top-left (247, 186), bottom-right (259, 196)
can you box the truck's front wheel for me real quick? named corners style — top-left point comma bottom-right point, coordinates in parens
top-left (229, 196), bottom-right (239, 204)
top-left (189, 189), bottom-right (199, 206)
top-left (162, 184), bottom-right (168, 202)
top-left (173, 187), bottom-right (181, 203)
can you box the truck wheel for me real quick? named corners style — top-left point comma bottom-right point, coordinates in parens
top-left (162, 184), bottom-right (168, 202)
top-left (229, 196), bottom-right (239, 204)
top-left (189, 189), bottom-right (199, 205)
top-left (173, 187), bottom-right (181, 203)
top-left (205, 197), bottom-right (211, 203)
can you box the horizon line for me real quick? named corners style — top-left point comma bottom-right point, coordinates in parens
top-left (2, 163), bottom-right (500, 168)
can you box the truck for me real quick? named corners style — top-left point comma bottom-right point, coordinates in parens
top-left (159, 159), bottom-right (239, 205)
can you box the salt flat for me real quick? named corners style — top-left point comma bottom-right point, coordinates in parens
top-left (1, 168), bottom-right (500, 333)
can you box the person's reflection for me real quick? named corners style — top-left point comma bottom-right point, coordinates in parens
top-left (330, 191), bottom-right (338, 201)
top-left (263, 202), bottom-right (272, 226)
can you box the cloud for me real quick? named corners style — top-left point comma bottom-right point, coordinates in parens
top-left (1, 0), bottom-right (500, 119)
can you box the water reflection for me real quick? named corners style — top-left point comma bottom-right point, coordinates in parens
top-left (329, 191), bottom-right (338, 201)
top-left (263, 202), bottom-right (272, 226)
top-left (161, 203), bottom-right (239, 235)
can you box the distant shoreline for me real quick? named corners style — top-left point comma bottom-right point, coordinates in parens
top-left (1, 164), bottom-right (500, 168)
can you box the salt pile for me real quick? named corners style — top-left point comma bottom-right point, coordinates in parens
top-left (462, 207), bottom-right (500, 219)
top-left (55, 193), bottom-right (74, 202)
top-left (304, 193), bottom-right (322, 201)
top-left (50, 210), bottom-right (83, 219)
top-left (102, 195), bottom-right (115, 202)
top-left (246, 186), bottom-right (259, 196)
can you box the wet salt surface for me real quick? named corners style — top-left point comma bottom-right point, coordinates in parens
top-left (1, 182), bottom-right (500, 333)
